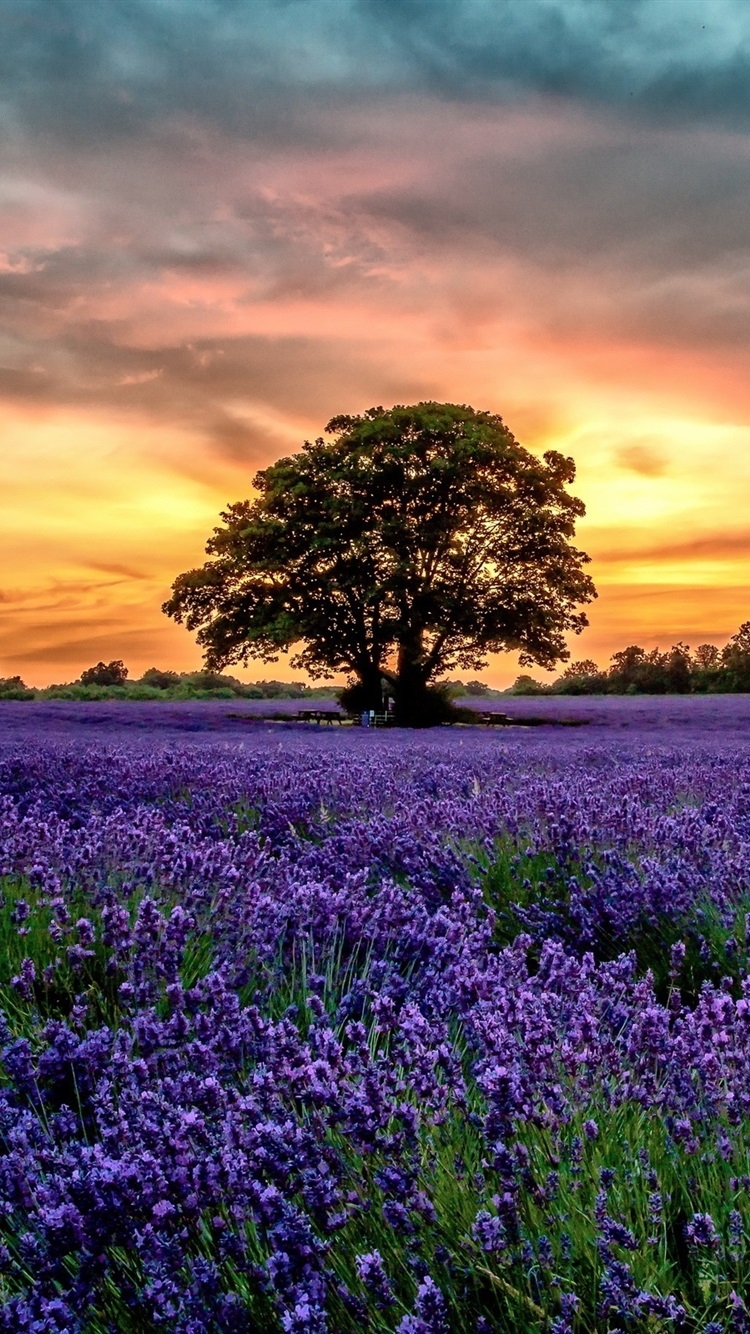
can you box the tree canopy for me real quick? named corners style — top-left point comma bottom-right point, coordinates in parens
top-left (163, 402), bottom-right (596, 724)
top-left (531, 624), bottom-right (750, 696)
top-left (79, 659), bottom-right (128, 687)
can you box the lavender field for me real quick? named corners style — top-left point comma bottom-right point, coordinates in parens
top-left (2, 701), bottom-right (750, 1331)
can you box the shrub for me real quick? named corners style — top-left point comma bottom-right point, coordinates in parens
top-left (0, 676), bottom-right (34, 700)
top-left (178, 671), bottom-right (236, 693)
top-left (229, 683), bottom-right (265, 699)
top-left (252, 679), bottom-right (309, 699)
top-left (139, 667), bottom-right (180, 689)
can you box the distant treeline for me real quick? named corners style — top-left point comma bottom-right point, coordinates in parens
top-left (511, 622), bottom-right (750, 696)
top-left (7, 627), bottom-right (750, 701)
top-left (0, 660), bottom-right (337, 701)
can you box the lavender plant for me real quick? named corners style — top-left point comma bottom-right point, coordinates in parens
top-left (0, 716), bottom-right (749, 1330)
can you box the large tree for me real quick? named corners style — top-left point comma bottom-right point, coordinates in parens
top-left (163, 402), bottom-right (596, 724)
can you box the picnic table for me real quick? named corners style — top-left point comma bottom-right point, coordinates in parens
top-left (295, 708), bottom-right (344, 725)
top-left (477, 711), bottom-right (586, 729)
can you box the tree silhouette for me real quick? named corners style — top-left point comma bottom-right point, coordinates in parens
top-left (164, 402), bottom-right (596, 725)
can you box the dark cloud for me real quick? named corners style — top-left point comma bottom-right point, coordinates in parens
top-left (2, 0), bottom-right (750, 138)
top-left (0, 317), bottom-right (430, 447)
top-left (373, 133), bottom-right (750, 271)
top-left (0, 0), bottom-right (747, 452)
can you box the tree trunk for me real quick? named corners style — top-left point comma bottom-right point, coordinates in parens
top-left (339, 663), bottom-right (385, 716)
top-left (359, 664), bottom-right (385, 713)
top-left (392, 633), bottom-right (435, 727)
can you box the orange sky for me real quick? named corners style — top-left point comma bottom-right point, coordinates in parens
top-left (2, 3), bottom-right (750, 687)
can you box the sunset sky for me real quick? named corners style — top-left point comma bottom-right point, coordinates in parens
top-left (2, 0), bottom-right (750, 686)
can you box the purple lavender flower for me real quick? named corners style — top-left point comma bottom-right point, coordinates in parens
top-left (397, 1276), bottom-right (449, 1334)
top-left (686, 1213), bottom-right (720, 1249)
top-left (355, 1251), bottom-right (395, 1308)
top-left (472, 1210), bottom-right (507, 1253)
top-left (10, 957), bottom-right (36, 1002)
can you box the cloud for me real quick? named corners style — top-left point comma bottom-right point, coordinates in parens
top-left (598, 530), bottom-right (750, 565)
top-left (0, 251), bottom-right (45, 274)
top-left (615, 441), bottom-right (670, 477)
top-left (208, 412), bottom-right (284, 467)
top-left (87, 561), bottom-right (149, 580)
top-left (3, 0), bottom-right (750, 682)
top-left (0, 103), bottom-right (747, 464)
top-left (3, 0), bottom-right (750, 141)
top-left (118, 368), bottom-right (162, 386)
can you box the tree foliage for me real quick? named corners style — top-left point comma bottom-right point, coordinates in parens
top-left (79, 660), bottom-right (128, 687)
top-left (720, 621), bottom-right (750, 691)
top-left (606, 644), bottom-right (693, 695)
top-left (0, 676), bottom-right (33, 700)
top-left (140, 668), bottom-right (181, 690)
top-left (533, 624), bottom-right (750, 695)
top-left (164, 402), bottom-right (596, 724)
